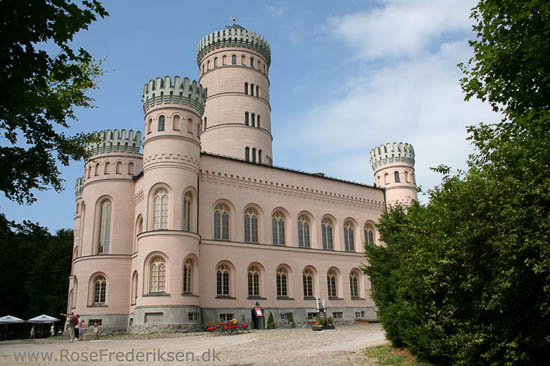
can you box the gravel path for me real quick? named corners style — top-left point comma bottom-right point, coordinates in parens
top-left (0, 323), bottom-right (386, 365)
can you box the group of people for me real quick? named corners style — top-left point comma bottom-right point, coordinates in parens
top-left (59, 312), bottom-right (100, 342)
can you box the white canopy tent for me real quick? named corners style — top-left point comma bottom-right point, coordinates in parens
top-left (0, 315), bottom-right (25, 324)
top-left (27, 314), bottom-right (60, 324)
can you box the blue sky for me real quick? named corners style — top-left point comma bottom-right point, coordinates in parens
top-left (1, 0), bottom-right (499, 232)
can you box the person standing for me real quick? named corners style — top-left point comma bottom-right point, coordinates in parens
top-left (60, 312), bottom-right (76, 342)
top-left (93, 322), bottom-right (99, 340)
top-left (74, 315), bottom-right (79, 340)
top-left (30, 325), bottom-right (35, 340)
top-left (50, 324), bottom-right (55, 337)
top-left (79, 320), bottom-right (85, 341)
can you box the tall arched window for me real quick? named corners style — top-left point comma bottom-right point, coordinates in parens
top-left (214, 204), bottom-right (229, 240)
top-left (214, 57), bottom-right (218, 67)
top-left (251, 113), bottom-right (255, 127)
top-left (104, 162), bottom-right (110, 175)
top-left (222, 55), bottom-right (227, 65)
top-left (158, 115), bottom-right (165, 131)
top-left (364, 225), bottom-right (375, 246)
top-left (150, 257), bottom-right (166, 293)
top-left (257, 115), bottom-right (261, 128)
top-left (147, 118), bottom-right (152, 134)
top-left (183, 192), bottom-right (191, 232)
top-left (232, 55), bottom-right (237, 64)
top-left (256, 85), bottom-right (259, 97)
top-left (394, 171), bottom-right (400, 183)
top-left (248, 266), bottom-right (260, 297)
top-left (94, 276), bottom-right (106, 304)
top-left (405, 171), bottom-right (409, 182)
top-left (187, 118), bottom-right (193, 134)
top-left (216, 264), bottom-right (229, 296)
top-left (276, 268), bottom-right (288, 297)
top-left (173, 115), bottom-right (180, 130)
top-left (322, 219), bottom-right (334, 250)
top-left (128, 162), bottom-right (135, 175)
top-left (350, 272), bottom-right (359, 298)
top-left (303, 269), bottom-right (313, 297)
top-left (244, 208), bottom-right (258, 243)
top-left (258, 149), bottom-right (262, 164)
top-left (245, 147), bottom-right (250, 161)
top-left (344, 221), bottom-right (355, 252)
top-left (154, 189), bottom-right (168, 230)
top-left (252, 148), bottom-right (256, 163)
top-left (327, 270), bottom-right (337, 297)
top-left (244, 82), bottom-right (248, 94)
top-left (298, 215), bottom-right (310, 248)
top-left (98, 200), bottom-right (112, 253)
top-left (131, 271), bottom-right (138, 305)
top-left (272, 212), bottom-right (285, 245)
top-left (245, 112), bottom-right (249, 126)
top-left (183, 259), bottom-right (192, 293)
top-left (384, 173), bottom-right (389, 185)
top-left (115, 161), bottom-right (122, 174)
top-left (94, 163), bottom-right (100, 176)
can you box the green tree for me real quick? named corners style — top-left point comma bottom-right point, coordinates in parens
top-left (365, 1), bottom-right (550, 364)
top-left (0, 0), bottom-right (108, 205)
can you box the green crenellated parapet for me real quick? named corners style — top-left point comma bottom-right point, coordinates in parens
top-left (142, 76), bottom-right (206, 115)
top-left (370, 142), bottom-right (415, 170)
top-left (85, 129), bottom-right (142, 159)
top-left (75, 176), bottom-right (84, 197)
top-left (197, 24), bottom-right (271, 66)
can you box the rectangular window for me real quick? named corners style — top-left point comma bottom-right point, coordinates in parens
top-left (232, 55), bottom-right (237, 64)
top-left (355, 311), bottom-right (366, 319)
top-left (280, 313), bottom-right (288, 321)
top-left (333, 312), bottom-right (343, 319)
top-left (219, 313), bottom-right (234, 322)
top-left (88, 319), bottom-right (102, 326)
top-left (188, 312), bottom-right (198, 321)
top-left (307, 312), bottom-right (317, 320)
top-left (145, 312), bottom-right (163, 323)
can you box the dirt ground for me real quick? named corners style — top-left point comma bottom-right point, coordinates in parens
top-left (0, 323), bottom-right (387, 365)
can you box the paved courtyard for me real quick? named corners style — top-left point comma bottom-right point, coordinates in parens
top-left (0, 323), bottom-right (386, 365)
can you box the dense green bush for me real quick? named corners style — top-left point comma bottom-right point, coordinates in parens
top-left (267, 312), bottom-right (274, 329)
top-left (364, 1), bottom-right (550, 364)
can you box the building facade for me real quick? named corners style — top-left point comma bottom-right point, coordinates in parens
top-left (68, 25), bottom-right (418, 332)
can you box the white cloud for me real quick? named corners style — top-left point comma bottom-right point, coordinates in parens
top-left (266, 5), bottom-right (287, 18)
top-left (326, 0), bottom-right (476, 60)
top-left (277, 1), bottom-right (500, 201)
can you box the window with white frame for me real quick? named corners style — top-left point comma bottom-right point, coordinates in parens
top-left (344, 221), bottom-right (355, 252)
top-left (150, 257), bottom-right (166, 293)
top-left (276, 268), bottom-right (288, 297)
top-left (272, 212), bottom-right (285, 245)
top-left (248, 266), bottom-right (260, 297)
top-left (153, 189), bottom-right (168, 230)
top-left (244, 208), bottom-right (258, 243)
top-left (94, 276), bottom-right (106, 304)
top-left (350, 272), bottom-right (359, 298)
top-left (183, 192), bottom-right (191, 232)
top-left (98, 200), bottom-right (111, 253)
top-left (327, 270), bottom-right (337, 297)
top-left (183, 259), bottom-right (192, 293)
top-left (322, 219), bottom-right (334, 250)
top-left (214, 204), bottom-right (229, 240)
top-left (216, 264), bottom-right (230, 296)
top-left (298, 215), bottom-right (311, 248)
top-left (303, 269), bottom-right (313, 297)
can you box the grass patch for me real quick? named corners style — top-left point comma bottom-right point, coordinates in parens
top-left (364, 345), bottom-right (433, 365)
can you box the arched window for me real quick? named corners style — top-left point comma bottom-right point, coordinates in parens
top-left (115, 161), bottom-right (122, 174)
top-left (216, 264), bottom-right (230, 296)
top-left (214, 57), bottom-right (218, 67)
top-left (245, 147), bottom-right (250, 161)
top-left (244, 208), bottom-right (258, 243)
top-left (276, 268), bottom-right (288, 297)
top-left (258, 150), bottom-right (262, 164)
top-left (250, 83), bottom-right (254, 96)
top-left (303, 269), bottom-right (313, 297)
top-left (241, 55), bottom-right (246, 65)
top-left (344, 221), bottom-right (355, 252)
top-left (244, 82), bottom-right (248, 94)
top-left (187, 118), bottom-right (193, 134)
top-left (94, 163), bottom-right (100, 176)
top-left (214, 204), bottom-right (229, 240)
top-left (252, 148), bottom-right (256, 163)
top-left (245, 112), bottom-right (249, 126)
top-left (87, 165), bottom-right (91, 178)
top-left (394, 171), bottom-right (400, 183)
top-left (298, 215), bottom-right (311, 248)
top-left (153, 189), bottom-right (168, 230)
top-left (257, 115), bottom-right (261, 128)
top-left (173, 115), bottom-right (180, 130)
top-left (131, 271), bottom-right (138, 304)
top-left (158, 115), bottom-right (165, 131)
top-left (183, 259), bottom-right (192, 293)
top-left (150, 257), bottom-right (166, 293)
top-left (405, 171), bottom-right (409, 182)
top-left (272, 212), bottom-right (285, 245)
top-left (203, 116), bottom-right (207, 130)
top-left (104, 162), bottom-right (110, 175)
top-left (94, 276), bottom-right (106, 304)
top-left (384, 173), bottom-right (389, 185)
top-left (364, 225), bottom-right (375, 246)
top-left (98, 200), bottom-right (111, 253)
top-left (232, 55), bottom-right (236, 64)
top-left (207, 60), bottom-right (210, 70)
top-left (322, 219), bottom-right (334, 250)
top-left (222, 55), bottom-right (227, 65)
top-left (136, 216), bottom-right (143, 235)
top-left (147, 118), bottom-right (152, 134)
top-left (256, 85), bottom-right (259, 97)
top-left (251, 113), bottom-right (255, 127)
top-left (327, 270), bottom-right (337, 297)
top-left (350, 272), bottom-right (359, 298)
top-left (248, 266), bottom-right (260, 297)
top-left (183, 192), bottom-right (191, 232)
top-left (128, 162), bottom-right (135, 175)
top-left (250, 56), bottom-right (255, 68)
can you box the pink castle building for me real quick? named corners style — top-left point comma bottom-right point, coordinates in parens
top-left (68, 24), bottom-right (418, 332)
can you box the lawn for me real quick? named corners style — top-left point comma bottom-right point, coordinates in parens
top-left (364, 345), bottom-right (433, 365)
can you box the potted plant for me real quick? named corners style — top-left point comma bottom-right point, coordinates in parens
top-left (267, 312), bottom-right (275, 329)
top-left (287, 312), bottom-right (295, 328)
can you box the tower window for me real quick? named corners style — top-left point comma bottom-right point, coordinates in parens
top-left (394, 171), bottom-right (400, 183)
top-left (245, 147), bottom-right (250, 161)
top-left (252, 148), bottom-right (256, 163)
top-left (214, 57), bottom-right (218, 67)
top-left (258, 149), bottom-right (262, 164)
top-left (158, 115), bottom-right (165, 131)
top-left (250, 84), bottom-right (254, 96)
top-left (245, 112), bottom-right (249, 126)
top-left (244, 82), bottom-right (248, 95)
top-left (203, 117), bottom-right (207, 130)
top-left (257, 115), bottom-right (261, 128)
top-left (232, 55), bottom-right (236, 64)
top-left (256, 85), bottom-right (259, 97)
top-left (251, 113), bottom-right (255, 127)
top-left (250, 57), bottom-right (254, 68)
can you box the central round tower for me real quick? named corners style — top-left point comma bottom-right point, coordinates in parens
top-left (197, 25), bottom-right (273, 165)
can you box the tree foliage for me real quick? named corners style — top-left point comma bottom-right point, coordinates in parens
top-left (365, 1), bottom-right (550, 365)
top-left (0, 0), bottom-right (107, 205)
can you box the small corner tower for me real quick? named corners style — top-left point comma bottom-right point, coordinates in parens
top-left (370, 142), bottom-right (418, 207)
top-left (197, 24), bottom-right (273, 165)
